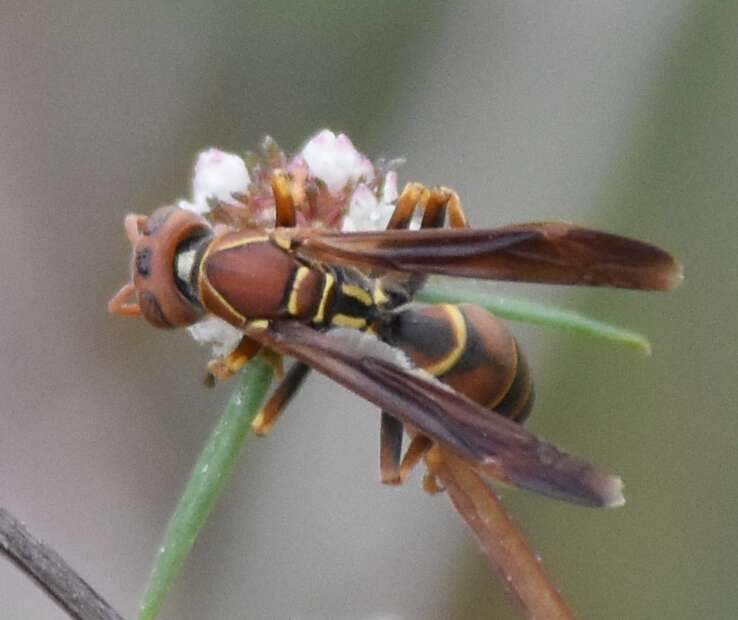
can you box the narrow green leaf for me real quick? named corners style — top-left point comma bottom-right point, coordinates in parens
top-left (138, 358), bottom-right (273, 620)
top-left (416, 283), bottom-right (651, 355)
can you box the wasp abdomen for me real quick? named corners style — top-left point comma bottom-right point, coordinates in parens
top-left (492, 338), bottom-right (534, 422)
top-left (377, 303), bottom-right (534, 423)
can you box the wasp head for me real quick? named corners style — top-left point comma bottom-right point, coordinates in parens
top-left (108, 206), bottom-right (211, 328)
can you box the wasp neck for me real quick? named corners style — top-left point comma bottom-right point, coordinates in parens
top-left (174, 231), bottom-right (212, 305)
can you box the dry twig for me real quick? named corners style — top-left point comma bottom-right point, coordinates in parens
top-left (0, 507), bottom-right (125, 620)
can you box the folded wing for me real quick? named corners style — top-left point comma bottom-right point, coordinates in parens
top-left (289, 223), bottom-right (682, 291)
top-left (248, 320), bottom-right (624, 508)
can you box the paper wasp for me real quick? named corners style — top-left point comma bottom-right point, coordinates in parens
top-left (109, 177), bottom-right (681, 508)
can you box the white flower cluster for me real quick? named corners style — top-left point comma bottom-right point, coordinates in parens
top-left (300, 129), bottom-right (398, 231)
top-left (181, 129), bottom-right (399, 358)
top-left (299, 129), bottom-right (375, 195)
top-left (341, 171), bottom-right (398, 232)
top-left (178, 148), bottom-right (251, 215)
top-left (178, 130), bottom-right (392, 230)
top-left (187, 315), bottom-right (245, 359)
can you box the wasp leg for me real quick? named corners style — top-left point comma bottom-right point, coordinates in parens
top-left (378, 184), bottom-right (469, 479)
top-left (383, 185), bottom-right (471, 299)
top-left (204, 335), bottom-right (263, 386)
top-left (421, 444), bottom-right (447, 495)
top-left (386, 182), bottom-right (431, 230)
top-left (252, 362), bottom-right (311, 436)
top-left (377, 184), bottom-right (467, 487)
top-left (442, 188), bottom-right (468, 229)
top-left (386, 183), bottom-right (469, 231)
top-left (422, 471), bottom-right (445, 495)
top-left (398, 434), bottom-right (434, 484)
top-left (379, 411), bottom-right (404, 484)
top-left (260, 348), bottom-right (285, 381)
top-left (419, 189), bottom-right (448, 229)
top-left (421, 186), bottom-right (469, 230)
top-left (380, 414), bottom-right (434, 487)
top-left (272, 169), bottom-right (297, 228)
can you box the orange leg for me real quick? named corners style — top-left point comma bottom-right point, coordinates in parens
top-left (379, 411), bottom-right (434, 487)
top-left (251, 362), bottom-right (311, 436)
top-left (443, 188), bottom-right (469, 229)
top-left (398, 435), bottom-right (434, 483)
top-left (421, 445), bottom-right (447, 495)
top-left (271, 169), bottom-right (297, 228)
top-left (421, 186), bottom-right (468, 229)
top-left (386, 183), bottom-right (469, 231)
top-left (205, 335), bottom-right (263, 386)
top-left (379, 411), bottom-right (404, 484)
top-left (260, 348), bottom-right (285, 381)
top-left (378, 183), bottom-right (469, 485)
top-left (385, 182), bottom-right (430, 230)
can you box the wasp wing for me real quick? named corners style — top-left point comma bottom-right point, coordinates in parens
top-left (289, 223), bottom-right (682, 291)
top-left (248, 320), bottom-right (624, 508)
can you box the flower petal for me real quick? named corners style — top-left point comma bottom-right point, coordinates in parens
top-left (180, 149), bottom-right (250, 214)
top-left (301, 130), bottom-right (375, 195)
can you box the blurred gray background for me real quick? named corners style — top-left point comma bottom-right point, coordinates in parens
top-left (1, 2), bottom-right (736, 618)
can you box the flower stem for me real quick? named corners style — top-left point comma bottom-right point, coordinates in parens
top-left (416, 283), bottom-right (651, 355)
top-left (138, 358), bottom-right (273, 620)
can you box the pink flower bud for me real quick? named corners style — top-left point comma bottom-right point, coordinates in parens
top-left (179, 149), bottom-right (250, 214)
top-left (301, 129), bottom-right (374, 195)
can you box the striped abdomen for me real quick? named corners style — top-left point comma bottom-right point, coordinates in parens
top-left (376, 303), bottom-right (534, 423)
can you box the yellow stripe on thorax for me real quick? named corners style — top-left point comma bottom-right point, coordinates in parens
top-left (214, 235), bottom-right (270, 252)
top-left (372, 281), bottom-right (390, 306)
top-left (340, 282), bottom-right (373, 307)
top-left (313, 273), bottom-right (335, 324)
top-left (246, 319), bottom-right (269, 332)
top-left (287, 266), bottom-right (312, 316)
top-left (271, 232), bottom-right (292, 251)
top-left (331, 314), bottom-right (367, 329)
top-left (423, 305), bottom-right (467, 376)
top-left (197, 240), bottom-right (246, 325)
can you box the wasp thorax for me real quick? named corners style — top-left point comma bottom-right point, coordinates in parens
top-left (131, 206), bottom-right (212, 328)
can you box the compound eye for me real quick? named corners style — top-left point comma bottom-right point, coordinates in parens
top-left (135, 247), bottom-right (152, 277)
top-left (138, 290), bottom-right (171, 328)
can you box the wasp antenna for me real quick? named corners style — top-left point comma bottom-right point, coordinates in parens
top-left (108, 281), bottom-right (141, 316)
top-left (124, 214), bottom-right (146, 244)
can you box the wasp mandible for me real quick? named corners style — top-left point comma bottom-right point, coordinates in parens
top-left (109, 155), bottom-right (681, 508)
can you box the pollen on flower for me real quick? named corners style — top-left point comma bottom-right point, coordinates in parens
top-left (187, 316), bottom-right (243, 358)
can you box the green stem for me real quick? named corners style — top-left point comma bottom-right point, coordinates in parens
top-left (138, 358), bottom-right (273, 620)
top-left (416, 283), bottom-right (651, 355)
